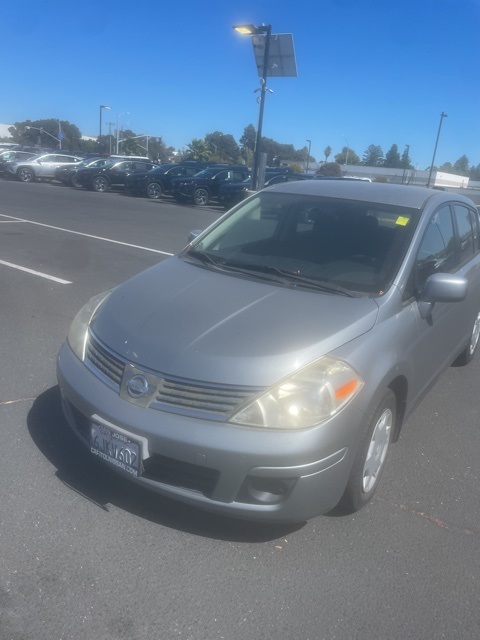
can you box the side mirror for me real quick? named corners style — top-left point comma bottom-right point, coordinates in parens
top-left (188, 230), bottom-right (202, 243)
top-left (418, 273), bottom-right (468, 319)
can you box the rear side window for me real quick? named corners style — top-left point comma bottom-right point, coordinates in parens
top-left (453, 205), bottom-right (476, 264)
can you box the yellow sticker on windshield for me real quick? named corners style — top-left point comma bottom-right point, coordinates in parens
top-left (395, 216), bottom-right (410, 226)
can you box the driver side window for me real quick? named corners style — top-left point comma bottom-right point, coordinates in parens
top-left (414, 206), bottom-right (456, 294)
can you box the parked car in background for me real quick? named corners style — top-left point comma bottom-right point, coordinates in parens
top-left (54, 157), bottom-right (113, 187)
top-left (126, 162), bottom-right (216, 199)
top-left (217, 177), bottom-right (252, 208)
top-left (57, 181), bottom-right (480, 522)
top-left (171, 165), bottom-right (250, 206)
top-left (217, 172), bottom-right (312, 209)
top-left (74, 159), bottom-right (158, 192)
top-left (6, 153), bottom-right (83, 182)
top-left (0, 149), bottom-right (37, 173)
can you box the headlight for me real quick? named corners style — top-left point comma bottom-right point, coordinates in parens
top-left (229, 357), bottom-right (363, 430)
top-left (67, 291), bottom-right (111, 361)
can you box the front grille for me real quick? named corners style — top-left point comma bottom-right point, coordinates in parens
top-left (142, 455), bottom-right (220, 498)
top-left (153, 378), bottom-right (257, 420)
top-left (86, 331), bottom-right (262, 421)
top-left (86, 332), bottom-right (125, 390)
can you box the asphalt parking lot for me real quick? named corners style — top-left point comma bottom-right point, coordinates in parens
top-left (1, 178), bottom-right (479, 640)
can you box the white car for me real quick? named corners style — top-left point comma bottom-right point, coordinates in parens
top-left (7, 153), bottom-right (83, 182)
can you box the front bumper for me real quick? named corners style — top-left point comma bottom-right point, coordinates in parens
top-left (57, 342), bottom-right (361, 523)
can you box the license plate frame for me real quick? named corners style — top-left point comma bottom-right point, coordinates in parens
top-left (90, 421), bottom-right (142, 477)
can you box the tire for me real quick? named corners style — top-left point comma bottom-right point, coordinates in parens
top-left (455, 309), bottom-right (480, 365)
top-left (341, 389), bottom-right (396, 513)
top-left (17, 167), bottom-right (35, 183)
top-left (193, 187), bottom-right (209, 206)
top-left (147, 182), bottom-right (163, 199)
top-left (92, 176), bottom-right (109, 192)
top-left (70, 173), bottom-right (82, 188)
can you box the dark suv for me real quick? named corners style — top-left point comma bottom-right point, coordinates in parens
top-left (217, 173), bottom-right (312, 209)
top-left (171, 165), bottom-right (250, 206)
top-left (126, 162), bottom-right (210, 199)
top-left (75, 159), bottom-right (157, 192)
top-left (54, 157), bottom-right (113, 186)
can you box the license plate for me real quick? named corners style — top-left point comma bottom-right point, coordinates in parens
top-left (90, 423), bottom-right (141, 477)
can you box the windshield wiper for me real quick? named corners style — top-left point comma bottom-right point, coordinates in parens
top-left (218, 260), bottom-right (356, 296)
top-left (184, 249), bottom-right (221, 266)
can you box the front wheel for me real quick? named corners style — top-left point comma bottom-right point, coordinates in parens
top-left (193, 188), bottom-right (209, 206)
top-left (17, 167), bottom-right (35, 182)
top-left (341, 389), bottom-right (396, 513)
top-left (147, 182), bottom-right (163, 199)
top-left (455, 309), bottom-right (480, 365)
top-left (92, 176), bottom-right (109, 192)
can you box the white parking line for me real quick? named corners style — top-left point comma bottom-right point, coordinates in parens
top-left (0, 214), bottom-right (174, 255)
top-left (0, 260), bottom-right (72, 284)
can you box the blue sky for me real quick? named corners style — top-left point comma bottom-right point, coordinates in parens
top-left (2, 0), bottom-right (479, 170)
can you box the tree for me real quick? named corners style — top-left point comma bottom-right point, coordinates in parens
top-left (401, 146), bottom-right (413, 170)
top-left (316, 162), bottom-right (342, 177)
top-left (453, 155), bottom-right (470, 176)
top-left (383, 144), bottom-right (402, 168)
top-left (334, 146), bottom-right (360, 165)
top-left (438, 162), bottom-right (454, 173)
top-left (239, 124), bottom-right (256, 152)
top-left (11, 119), bottom-right (82, 151)
top-left (240, 124), bottom-right (256, 165)
top-left (324, 146), bottom-right (332, 162)
top-left (470, 164), bottom-right (480, 181)
top-left (184, 138), bottom-right (211, 161)
top-left (362, 144), bottom-right (384, 166)
top-left (205, 131), bottom-right (240, 163)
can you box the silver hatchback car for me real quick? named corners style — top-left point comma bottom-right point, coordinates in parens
top-left (57, 181), bottom-right (480, 522)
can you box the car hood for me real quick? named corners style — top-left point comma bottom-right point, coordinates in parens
top-left (91, 257), bottom-right (379, 387)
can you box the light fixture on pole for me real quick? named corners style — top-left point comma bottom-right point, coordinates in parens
top-left (305, 139), bottom-right (312, 173)
top-left (427, 112), bottom-right (448, 188)
top-left (233, 23), bottom-right (272, 190)
top-left (99, 105), bottom-right (111, 144)
top-left (342, 135), bottom-right (350, 173)
top-left (116, 112), bottom-right (130, 154)
top-left (401, 144), bottom-right (410, 185)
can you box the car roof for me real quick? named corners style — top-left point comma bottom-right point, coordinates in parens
top-left (265, 180), bottom-right (477, 210)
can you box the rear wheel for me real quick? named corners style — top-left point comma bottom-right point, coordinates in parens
top-left (147, 182), bottom-right (163, 199)
top-left (70, 173), bottom-right (82, 188)
top-left (92, 176), bottom-right (109, 192)
top-left (17, 167), bottom-right (35, 182)
top-left (193, 188), bottom-right (209, 206)
top-left (341, 389), bottom-right (396, 512)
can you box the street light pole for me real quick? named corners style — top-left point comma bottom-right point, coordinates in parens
top-left (234, 23), bottom-right (272, 190)
top-left (305, 139), bottom-right (311, 173)
top-left (342, 135), bottom-right (350, 174)
top-left (57, 120), bottom-right (62, 149)
top-left (99, 105), bottom-right (111, 149)
top-left (116, 112), bottom-right (129, 154)
top-left (427, 112), bottom-right (447, 188)
top-left (401, 144), bottom-right (410, 184)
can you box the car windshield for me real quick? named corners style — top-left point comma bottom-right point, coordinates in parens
top-left (183, 191), bottom-right (420, 295)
